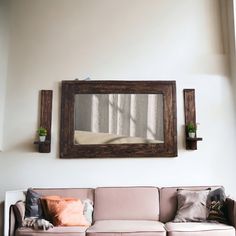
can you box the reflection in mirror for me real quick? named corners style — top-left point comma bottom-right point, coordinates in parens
top-left (74, 94), bottom-right (164, 145)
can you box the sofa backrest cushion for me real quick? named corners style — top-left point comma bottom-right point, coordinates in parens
top-left (33, 188), bottom-right (94, 202)
top-left (94, 187), bottom-right (159, 221)
top-left (160, 186), bottom-right (221, 223)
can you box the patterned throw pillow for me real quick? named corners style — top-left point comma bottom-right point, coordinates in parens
top-left (207, 188), bottom-right (228, 224)
top-left (207, 200), bottom-right (228, 224)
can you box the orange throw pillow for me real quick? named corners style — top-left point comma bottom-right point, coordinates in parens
top-left (41, 195), bottom-right (61, 221)
top-left (42, 196), bottom-right (89, 226)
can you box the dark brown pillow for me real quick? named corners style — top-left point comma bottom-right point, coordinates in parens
top-left (226, 198), bottom-right (236, 227)
top-left (207, 188), bottom-right (228, 224)
top-left (207, 200), bottom-right (228, 224)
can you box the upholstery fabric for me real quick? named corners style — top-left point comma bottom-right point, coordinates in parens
top-left (165, 222), bottom-right (235, 236)
top-left (87, 233), bottom-right (165, 236)
top-left (159, 186), bottom-right (220, 223)
top-left (173, 189), bottom-right (210, 222)
top-left (87, 220), bottom-right (166, 236)
top-left (13, 201), bottom-right (25, 227)
top-left (9, 205), bottom-right (16, 236)
top-left (94, 187), bottom-right (159, 221)
top-left (15, 226), bottom-right (88, 236)
top-left (226, 198), bottom-right (236, 228)
top-left (33, 188), bottom-right (94, 202)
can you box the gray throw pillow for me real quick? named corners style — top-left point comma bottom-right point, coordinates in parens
top-left (25, 188), bottom-right (44, 218)
top-left (207, 187), bottom-right (226, 205)
top-left (173, 189), bottom-right (210, 222)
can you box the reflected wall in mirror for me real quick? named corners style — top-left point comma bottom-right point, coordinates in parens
top-left (74, 94), bottom-right (164, 145)
top-left (60, 80), bottom-right (177, 158)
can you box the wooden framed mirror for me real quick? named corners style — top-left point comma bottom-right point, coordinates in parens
top-left (60, 80), bottom-right (177, 158)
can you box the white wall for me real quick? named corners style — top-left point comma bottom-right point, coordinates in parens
top-left (1, 0), bottom-right (236, 234)
top-left (228, 0), bottom-right (236, 107)
top-left (0, 0), bottom-right (9, 151)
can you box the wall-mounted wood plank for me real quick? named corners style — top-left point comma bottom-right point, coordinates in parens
top-left (35, 90), bottom-right (53, 153)
top-left (183, 89), bottom-right (202, 150)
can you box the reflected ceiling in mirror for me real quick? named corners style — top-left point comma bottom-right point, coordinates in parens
top-left (74, 94), bottom-right (164, 145)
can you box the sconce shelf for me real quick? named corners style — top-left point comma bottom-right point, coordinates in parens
top-left (34, 90), bottom-right (53, 153)
top-left (34, 140), bottom-right (51, 144)
top-left (184, 89), bottom-right (203, 150)
top-left (34, 141), bottom-right (51, 153)
top-left (186, 137), bottom-right (203, 141)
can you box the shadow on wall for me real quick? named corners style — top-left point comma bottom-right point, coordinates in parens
top-left (0, 201), bottom-right (4, 236)
top-left (7, 137), bottom-right (36, 153)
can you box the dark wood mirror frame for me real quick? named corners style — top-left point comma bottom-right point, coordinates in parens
top-left (60, 80), bottom-right (177, 158)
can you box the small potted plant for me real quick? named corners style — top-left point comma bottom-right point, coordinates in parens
top-left (37, 127), bottom-right (47, 142)
top-left (187, 122), bottom-right (196, 138)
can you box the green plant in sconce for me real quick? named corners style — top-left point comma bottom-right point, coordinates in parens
top-left (187, 122), bottom-right (197, 133)
top-left (37, 127), bottom-right (47, 136)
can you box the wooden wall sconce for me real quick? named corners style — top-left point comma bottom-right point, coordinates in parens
top-left (183, 89), bottom-right (202, 150)
top-left (34, 90), bottom-right (53, 153)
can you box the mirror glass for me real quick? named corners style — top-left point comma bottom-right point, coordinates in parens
top-left (74, 94), bottom-right (164, 145)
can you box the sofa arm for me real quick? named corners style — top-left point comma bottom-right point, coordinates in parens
top-left (9, 205), bottom-right (16, 236)
top-left (226, 197), bottom-right (236, 228)
top-left (9, 201), bottom-right (25, 236)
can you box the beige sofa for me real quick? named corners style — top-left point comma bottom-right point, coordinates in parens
top-left (8, 186), bottom-right (236, 236)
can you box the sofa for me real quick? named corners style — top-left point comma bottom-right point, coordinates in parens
top-left (8, 186), bottom-right (236, 236)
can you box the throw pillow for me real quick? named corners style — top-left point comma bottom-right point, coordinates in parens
top-left (207, 188), bottom-right (228, 224)
top-left (207, 187), bottom-right (226, 205)
top-left (207, 200), bottom-right (228, 224)
top-left (42, 196), bottom-right (90, 226)
top-left (173, 189), bottom-right (210, 222)
top-left (25, 188), bottom-right (44, 218)
top-left (83, 199), bottom-right (93, 224)
top-left (40, 195), bottom-right (61, 222)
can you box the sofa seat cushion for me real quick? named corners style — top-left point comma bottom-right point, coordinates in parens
top-left (165, 222), bottom-right (235, 236)
top-left (15, 226), bottom-right (88, 236)
top-left (87, 220), bottom-right (166, 236)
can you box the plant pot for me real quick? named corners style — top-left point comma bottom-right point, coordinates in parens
top-left (188, 132), bottom-right (195, 138)
top-left (39, 136), bottom-right (46, 142)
